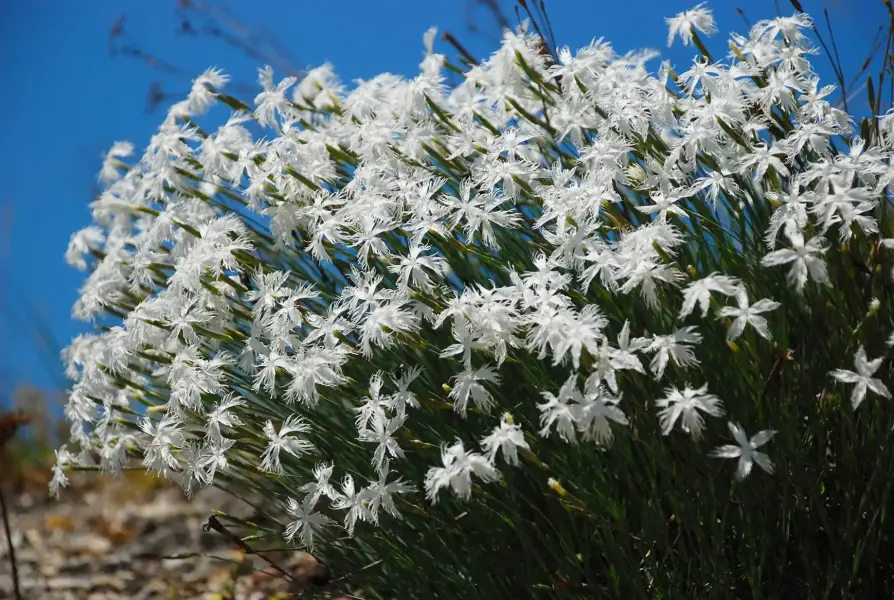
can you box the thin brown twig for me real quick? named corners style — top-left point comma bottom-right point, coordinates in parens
top-left (442, 32), bottom-right (479, 66)
top-left (517, 0), bottom-right (556, 60)
top-left (823, 9), bottom-right (848, 112)
top-left (204, 515), bottom-right (296, 582)
top-left (133, 550), bottom-right (292, 581)
top-left (539, 1), bottom-right (558, 54)
top-left (475, 0), bottom-right (510, 31)
top-left (191, 0), bottom-right (300, 75)
top-left (844, 24), bottom-right (885, 94)
top-left (118, 45), bottom-right (188, 75)
top-left (0, 422), bottom-right (24, 600)
top-left (0, 487), bottom-right (21, 600)
top-left (108, 0), bottom-right (302, 113)
top-left (328, 558), bottom-right (384, 584)
top-left (756, 347), bottom-right (794, 415)
top-left (515, 0), bottom-right (546, 42)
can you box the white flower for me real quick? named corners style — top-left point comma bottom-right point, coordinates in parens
top-left (761, 233), bottom-right (829, 292)
top-left (679, 273), bottom-right (742, 319)
top-left (358, 411), bottom-right (407, 474)
top-left (647, 326), bottom-right (702, 380)
top-left (538, 374), bottom-right (628, 445)
top-left (655, 383), bottom-right (724, 439)
top-left (424, 440), bottom-right (501, 504)
top-left (359, 297), bottom-right (421, 358)
top-left (388, 365), bottom-right (422, 413)
top-left (448, 365), bottom-right (500, 416)
top-left (254, 66), bottom-right (296, 127)
top-left (365, 463), bottom-right (415, 522)
top-left (284, 496), bottom-right (334, 552)
top-left (285, 345), bottom-right (349, 407)
top-left (765, 185), bottom-right (809, 249)
top-left (588, 338), bottom-right (621, 394)
top-left (65, 226), bottom-right (105, 271)
top-left (300, 462), bottom-right (338, 506)
top-left (480, 414), bottom-right (529, 466)
top-left (253, 345), bottom-right (292, 395)
top-left (176, 441), bottom-right (205, 497)
top-left (197, 437), bottom-right (235, 484)
top-left (49, 447), bottom-right (74, 498)
top-left (204, 392), bottom-right (246, 441)
top-left (666, 2), bottom-right (717, 47)
top-left (355, 372), bottom-right (388, 431)
top-left (831, 346), bottom-right (891, 409)
top-left (99, 141), bottom-right (134, 183)
top-left (187, 67), bottom-right (229, 115)
top-left (388, 243), bottom-right (446, 291)
top-left (331, 474), bottom-right (374, 536)
top-left (441, 317), bottom-right (489, 368)
top-left (551, 305), bottom-right (608, 369)
top-left (260, 416), bottom-right (314, 474)
top-left (164, 296), bottom-right (215, 346)
top-left (619, 258), bottom-right (685, 309)
top-left (716, 291), bottom-right (781, 341)
top-left (140, 415), bottom-right (185, 474)
top-left (711, 422), bottom-right (776, 480)
top-left (573, 383), bottom-right (628, 446)
top-left (537, 374), bottom-right (580, 443)
top-left (244, 268), bottom-right (291, 317)
top-left (611, 320), bottom-right (649, 374)
top-left (637, 189), bottom-right (689, 221)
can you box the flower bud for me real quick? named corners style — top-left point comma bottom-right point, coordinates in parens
top-left (548, 477), bottom-right (566, 497)
top-left (626, 163), bottom-right (646, 185)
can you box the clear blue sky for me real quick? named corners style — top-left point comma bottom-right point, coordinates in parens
top-left (0, 0), bottom-right (883, 397)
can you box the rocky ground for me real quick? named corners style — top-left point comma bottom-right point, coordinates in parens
top-left (0, 472), bottom-right (348, 600)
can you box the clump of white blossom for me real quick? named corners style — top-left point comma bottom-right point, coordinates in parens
top-left (56, 4), bottom-right (894, 557)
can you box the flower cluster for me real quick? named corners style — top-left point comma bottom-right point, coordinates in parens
top-left (57, 4), bottom-right (893, 566)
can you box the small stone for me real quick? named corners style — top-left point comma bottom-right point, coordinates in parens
top-left (24, 527), bottom-right (42, 548)
top-left (47, 575), bottom-right (92, 590)
top-left (45, 513), bottom-right (76, 531)
top-left (64, 533), bottom-right (113, 555)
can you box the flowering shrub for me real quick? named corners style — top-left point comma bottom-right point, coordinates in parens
top-left (57, 4), bottom-right (894, 597)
